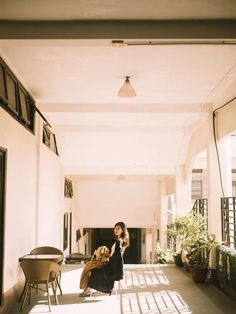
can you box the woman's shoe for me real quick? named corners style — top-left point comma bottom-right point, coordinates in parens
top-left (79, 291), bottom-right (91, 297)
top-left (79, 288), bottom-right (92, 297)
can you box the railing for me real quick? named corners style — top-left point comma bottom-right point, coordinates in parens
top-left (167, 198), bottom-right (208, 249)
top-left (221, 197), bottom-right (236, 249)
top-left (166, 224), bottom-right (176, 252)
top-left (192, 198), bottom-right (208, 231)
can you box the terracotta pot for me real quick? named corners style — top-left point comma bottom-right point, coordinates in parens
top-left (190, 266), bottom-right (208, 283)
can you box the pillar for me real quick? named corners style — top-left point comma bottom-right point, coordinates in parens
top-left (175, 165), bottom-right (192, 217)
top-left (207, 108), bottom-right (232, 242)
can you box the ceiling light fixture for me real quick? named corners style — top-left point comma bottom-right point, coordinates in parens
top-left (112, 39), bottom-right (236, 46)
top-left (118, 76), bottom-right (136, 97)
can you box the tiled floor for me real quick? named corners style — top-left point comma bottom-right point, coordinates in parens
top-left (10, 264), bottom-right (236, 313)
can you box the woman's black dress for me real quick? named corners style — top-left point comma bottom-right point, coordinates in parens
top-left (88, 239), bottom-right (124, 294)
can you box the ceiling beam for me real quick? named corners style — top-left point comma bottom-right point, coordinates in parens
top-left (54, 124), bottom-right (185, 134)
top-left (0, 20), bottom-right (236, 40)
top-left (39, 103), bottom-right (204, 113)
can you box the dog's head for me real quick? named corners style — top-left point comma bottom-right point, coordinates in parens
top-left (93, 246), bottom-right (110, 261)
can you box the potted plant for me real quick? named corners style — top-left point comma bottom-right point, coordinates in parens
top-left (167, 216), bottom-right (188, 267)
top-left (154, 242), bottom-right (174, 264)
top-left (187, 234), bottom-right (216, 283)
top-left (167, 213), bottom-right (206, 268)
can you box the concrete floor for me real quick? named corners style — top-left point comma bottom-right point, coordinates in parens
top-left (10, 264), bottom-right (236, 314)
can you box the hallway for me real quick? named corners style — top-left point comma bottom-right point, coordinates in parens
top-left (10, 264), bottom-right (236, 314)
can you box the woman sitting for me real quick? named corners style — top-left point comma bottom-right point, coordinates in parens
top-left (79, 221), bottom-right (129, 296)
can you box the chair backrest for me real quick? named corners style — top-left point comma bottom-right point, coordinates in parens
top-left (30, 246), bottom-right (63, 256)
top-left (20, 260), bottom-right (60, 283)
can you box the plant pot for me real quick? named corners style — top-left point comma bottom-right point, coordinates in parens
top-left (183, 262), bottom-right (190, 272)
top-left (190, 266), bottom-right (208, 283)
top-left (174, 254), bottom-right (183, 267)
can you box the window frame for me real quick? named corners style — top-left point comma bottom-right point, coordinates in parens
top-left (0, 63), bottom-right (7, 104)
top-left (64, 177), bottom-right (73, 198)
top-left (42, 124), bottom-right (59, 156)
top-left (18, 85), bottom-right (31, 125)
top-left (0, 57), bottom-right (35, 134)
top-left (5, 70), bottom-right (19, 116)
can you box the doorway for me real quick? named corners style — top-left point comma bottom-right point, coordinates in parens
top-left (0, 148), bottom-right (6, 306)
top-left (91, 228), bottom-right (141, 264)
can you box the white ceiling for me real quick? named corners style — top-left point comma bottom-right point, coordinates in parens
top-left (1, 1), bottom-right (236, 176)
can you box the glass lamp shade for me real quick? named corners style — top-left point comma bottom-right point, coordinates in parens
top-left (118, 77), bottom-right (136, 97)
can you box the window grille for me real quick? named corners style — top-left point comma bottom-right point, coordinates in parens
top-left (221, 197), bottom-right (236, 249)
top-left (192, 198), bottom-right (208, 231)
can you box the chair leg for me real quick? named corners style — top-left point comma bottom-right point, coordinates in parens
top-left (28, 284), bottom-right (32, 305)
top-left (114, 280), bottom-right (123, 299)
top-left (20, 282), bottom-right (29, 312)
top-left (19, 280), bottom-right (27, 302)
top-left (46, 282), bottom-right (51, 312)
top-left (56, 276), bottom-right (63, 295)
top-left (52, 282), bottom-right (58, 305)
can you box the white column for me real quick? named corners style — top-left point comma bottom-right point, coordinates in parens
top-left (207, 109), bottom-right (232, 242)
top-left (35, 116), bottom-right (42, 246)
top-left (175, 165), bottom-right (192, 217)
top-left (158, 181), bottom-right (168, 248)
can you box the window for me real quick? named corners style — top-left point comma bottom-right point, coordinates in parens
top-left (0, 64), bottom-right (7, 102)
top-left (42, 124), bottom-right (59, 155)
top-left (191, 180), bottom-right (203, 200)
top-left (76, 229), bottom-right (82, 242)
top-left (64, 177), bottom-right (73, 198)
top-left (6, 71), bottom-right (18, 115)
top-left (63, 213), bottom-right (69, 251)
top-left (0, 57), bottom-right (35, 133)
top-left (232, 181), bottom-right (236, 197)
top-left (19, 86), bottom-right (30, 125)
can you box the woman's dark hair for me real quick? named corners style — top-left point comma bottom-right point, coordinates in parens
top-left (114, 221), bottom-right (130, 248)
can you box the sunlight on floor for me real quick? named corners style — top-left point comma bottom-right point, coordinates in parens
top-left (10, 264), bottom-right (236, 314)
top-left (121, 290), bottom-right (191, 314)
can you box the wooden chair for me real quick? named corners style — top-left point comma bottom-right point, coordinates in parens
top-left (20, 260), bottom-right (60, 312)
top-left (30, 246), bottom-right (64, 295)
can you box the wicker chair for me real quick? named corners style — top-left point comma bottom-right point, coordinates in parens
top-left (20, 260), bottom-right (60, 312)
top-left (30, 246), bottom-right (64, 295)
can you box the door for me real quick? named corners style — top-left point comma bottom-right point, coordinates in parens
top-left (123, 228), bottom-right (141, 264)
top-left (0, 148), bottom-right (6, 306)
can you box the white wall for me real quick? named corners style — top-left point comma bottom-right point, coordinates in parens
top-left (0, 108), bottom-right (37, 292)
top-left (75, 178), bottom-right (160, 228)
top-left (37, 144), bottom-right (63, 248)
top-left (0, 108), bottom-right (65, 294)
